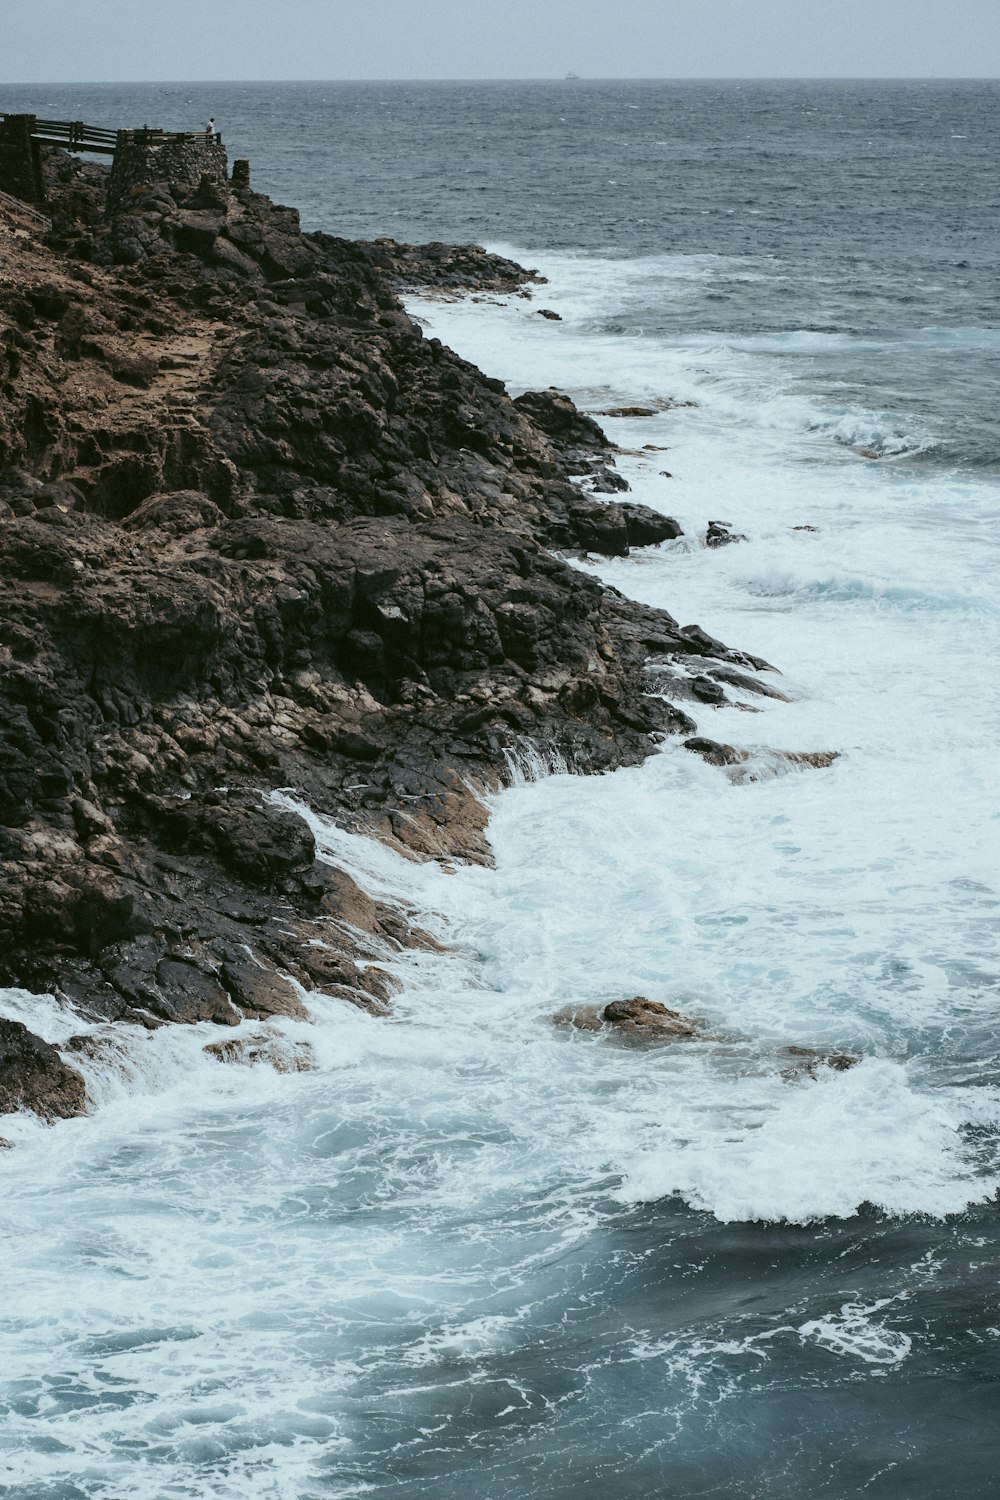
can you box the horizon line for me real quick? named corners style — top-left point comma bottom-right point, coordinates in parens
top-left (3, 74), bottom-right (999, 87)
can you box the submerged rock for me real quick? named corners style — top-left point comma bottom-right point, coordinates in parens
top-left (684, 740), bottom-right (840, 776)
top-left (204, 1032), bottom-right (315, 1073)
top-left (783, 1045), bottom-right (860, 1076)
top-left (683, 737), bottom-right (750, 768)
top-left (706, 520), bottom-right (747, 548)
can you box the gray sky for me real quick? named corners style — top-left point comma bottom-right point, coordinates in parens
top-left (3, 0), bottom-right (998, 82)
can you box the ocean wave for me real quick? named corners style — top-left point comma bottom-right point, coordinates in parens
top-left (734, 566), bottom-right (993, 616)
top-left (618, 1059), bottom-right (1000, 1223)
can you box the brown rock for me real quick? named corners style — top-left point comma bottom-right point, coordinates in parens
top-left (221, 960), bottom-right (308, 1020)
top-left (684, 740), bottom-right (839, 774)
top-left (204, 1032), bottom-right (315, 1073)
top-left (0, 1019), bottom-right (87, 1120)
top-left (553, 996), bottom-right (702, 1040)
top-left (602, 996), bottom-right (702, 1037)
top-left (683, 737), bottom-right (750, 768)
top-left (552, 1004), bottom-right (604, 1032)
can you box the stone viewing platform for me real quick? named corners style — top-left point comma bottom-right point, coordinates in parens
top-left (0, 111), bottom-right (227, 212)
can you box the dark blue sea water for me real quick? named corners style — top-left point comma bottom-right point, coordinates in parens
top-left (6, 79), bottom-right (1000, 468)
top-left (1, 80), bottom-right (999, 1500)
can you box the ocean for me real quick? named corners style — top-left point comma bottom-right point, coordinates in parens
top-left (1, 79), bottom-right (999, 1498)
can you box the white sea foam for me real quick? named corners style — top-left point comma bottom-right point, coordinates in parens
top-left (798, 1297), bottom-right (913, 1365)
top-left (2, 241), bottom-right (999, 1495)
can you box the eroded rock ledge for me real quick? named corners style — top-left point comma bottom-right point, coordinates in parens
top-left (0, 146), bottom-right (769, 1119)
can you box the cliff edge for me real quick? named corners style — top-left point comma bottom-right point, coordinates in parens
top-left (0, 145), bottom-right (765, 1116)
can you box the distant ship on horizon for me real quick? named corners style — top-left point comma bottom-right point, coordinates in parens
top-left (564, 72), bottom-right (581, 80)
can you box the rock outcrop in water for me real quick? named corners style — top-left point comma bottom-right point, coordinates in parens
top-left (0, 146), bottom-right (768, 1119)
top-left (554, 997), bottom-right (704, 1039)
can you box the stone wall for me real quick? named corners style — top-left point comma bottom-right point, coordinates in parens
top-left (106, 140), bottom-right (229, 216)
top-left (0, 116), bottom-right (45, 204)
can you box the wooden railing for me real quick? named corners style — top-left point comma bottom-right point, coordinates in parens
top-left (0, 113), bottom-right (222, 157)
top-left (31, 117), bottom-right (120, 154)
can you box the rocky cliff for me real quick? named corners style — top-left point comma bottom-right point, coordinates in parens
top-left (0, 146), bottom-right (767, 1118)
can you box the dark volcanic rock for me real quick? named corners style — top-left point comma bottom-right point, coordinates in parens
top-left (513, 388), bottom-right (604, 443)
top-left (706, 520), bottom-right (747, 548)
top-left (0, 1020), bottom-right (87, 1120)
top-left (159, 791), bottom-right (316, 888)
top-left (683, 737), bottom-right (750, 768)
top-left (0, 143), bottom-right (758, 1114)
top-left (619, 504), bottom-right (683, 547)
top-left (354, 239), bottom-right (544, 295)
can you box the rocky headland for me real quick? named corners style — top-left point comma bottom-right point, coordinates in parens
top-left (0, 143), bottom-right (774, 1120)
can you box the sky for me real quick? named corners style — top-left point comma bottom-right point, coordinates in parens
top-left (2, 0), bottom-right (998, 83)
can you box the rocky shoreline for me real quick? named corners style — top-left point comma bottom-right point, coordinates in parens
top-left (0, 144), bottom-right (773, 1122)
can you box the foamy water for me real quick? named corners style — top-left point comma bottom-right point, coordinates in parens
top-left (3, 236), bottom-right (1000, 1494)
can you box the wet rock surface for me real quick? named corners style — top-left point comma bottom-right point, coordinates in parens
top-left (204, 1032), bottom-right (315, 1073)
top-left (706, 520), bottom-right (747, 548)
top-left (0, 145), bottom-right (773, 1116)
top-left (554, 997), bottom-right (704, 1039)
top-left (782, 1045), bottom-right (860, 1076)
top-left (683, 740), bottom-right (839, 777)
top-left (0, 1019), bottom-right (87, 1120)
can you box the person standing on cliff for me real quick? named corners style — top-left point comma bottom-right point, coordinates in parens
top-left (205, 117), bottom-right (215, 139)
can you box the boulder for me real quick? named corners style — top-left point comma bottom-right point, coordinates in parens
top-left (553, 996), bottom-right (702, 1040)
top-left (204, 1032), bottom-right (315, 1073)
top-left (0, 1019), bottom-right (87, 1120)
top-left (513, 388), bottom-right (608, 449)
top-left (602, 997), bottom-right (702, 1037)
top-left (124, 490), bottom-right (225, 535)
top-left (783, 1045), bottom-right (860, 1075)
top-left (585, 467), bottom-right (631, 494)
top-left (706, 520), bottom-right (747, 548)
top-left (683, 737), bottom-right (749, 767)
top-left (684, 740), bottom-right (839, 775)
top-left (619, 504), bottom-right (683, 547)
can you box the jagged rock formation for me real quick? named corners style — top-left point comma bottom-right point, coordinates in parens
top-left (0, 145), bottom-right (771, 1118)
